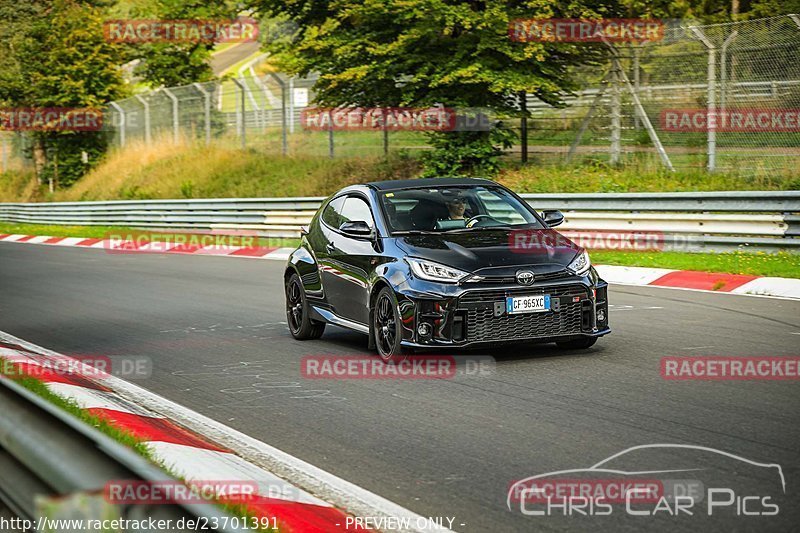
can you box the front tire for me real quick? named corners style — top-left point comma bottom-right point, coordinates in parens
top-left (556, 337), bottom-right (597, 349)
top-left (286, 273), bottom-right (325, 340)
top-left (373, 287), bottom-right (408, 363)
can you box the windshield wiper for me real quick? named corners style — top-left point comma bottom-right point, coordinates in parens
top-left (392, 230), bottom-right (439, 235)
top-left (441, 225), bottom-right (517, 233)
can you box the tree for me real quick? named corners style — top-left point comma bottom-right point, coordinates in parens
top-left (249, 0), bottom-right (619, 175)
top-left (0, 0), bottom-right (128, 188)
top-left (124, 0), bottom-right (241, 87)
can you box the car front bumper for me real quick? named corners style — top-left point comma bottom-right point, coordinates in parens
top-left (393, 271), bottom-right (610, 349)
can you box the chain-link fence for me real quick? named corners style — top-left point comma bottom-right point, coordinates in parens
top-left (4, 15), bottom-right (797, 175)
top-left (515, 15), bottom-right (800, 173)
top-left (104, 72), bottom-right (432, 159)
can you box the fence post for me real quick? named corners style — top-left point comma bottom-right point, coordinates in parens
top-left (691, 26), bottom-right (716, 172)
top-left (192, 83), bottom-right (212, 146)
top-left (134, 94), bottom-right (151, 144)
top-left (611, 55), bottom-right (674, 171)
top-left (161, 88), bottom-right (180, 144)
top-left (267, 73), bottom-right (288, 155)
top-left (1, 136), bottom-right (8, 173)
top-left (519, 92), bottom-right (528, 164)
top-left (609, 62), bottom-right (622, 165)
top-left (109, 102), bottom-right (125, 147)
top-left (328, 110), bottom-right (334, 159)
top-left (289, 77), bottom-right (295, 134)
top-left (567, 81), bottom-right (608, 164)
top-left (232, 78), bottom-right (247, 149)
top-left (633, 46), bottom-right (641, 130)
top-left (720, 30), bottom-right (738, 115)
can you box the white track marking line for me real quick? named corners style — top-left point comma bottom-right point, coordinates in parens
top-left (0, 329), bottom-right (454, 533)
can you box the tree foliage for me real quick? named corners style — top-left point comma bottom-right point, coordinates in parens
top-left (0, 0), bottom-right (128, 188)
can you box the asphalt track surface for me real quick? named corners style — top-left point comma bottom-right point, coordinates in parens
top-left (1, 241), bottom-right (799, 532)
top-left (210, 42), bottom-right (262, 75)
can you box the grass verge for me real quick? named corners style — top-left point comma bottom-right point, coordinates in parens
top-left (2, 139), bottom-right (798, 203)
top-left (592, 250), bottom-right (800, 279)
top-left (0, 221), bottom-right (301, 249)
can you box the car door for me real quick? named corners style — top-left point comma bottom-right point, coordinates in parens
top-left (316, 195), bottom-right (348, 314)
top-left (324, 194), bottom-right (378, 325)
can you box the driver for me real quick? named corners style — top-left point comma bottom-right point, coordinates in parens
top-left (443, 191), bottom-right (467, 220)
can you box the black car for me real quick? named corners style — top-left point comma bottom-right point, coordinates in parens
top-left (284, 177), bottom-right (610, 361)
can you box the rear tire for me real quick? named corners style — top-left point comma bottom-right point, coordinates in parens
top-left (556, 337), bottom-right (597, 349)
top-left (372, 287), bottom-right (408, 363)
top-left (286, 273), bottom-right (325, 340)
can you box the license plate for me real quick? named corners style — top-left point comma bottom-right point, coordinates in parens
top-left (506, 294), bottom-right (550, 314)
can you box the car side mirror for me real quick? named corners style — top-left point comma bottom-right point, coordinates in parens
top-left (541, 210), bottom-right (565, 227)
top-left (339, 220), bottom-right (373, 237)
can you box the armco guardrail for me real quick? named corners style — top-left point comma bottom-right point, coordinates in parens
top-left (0, 376), bottom-right (246, 532)
top-left (0, 191), bottom-right (797, 252)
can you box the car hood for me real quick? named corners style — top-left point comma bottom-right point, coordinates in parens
top-left (394, 228), bottom-right (581, 277)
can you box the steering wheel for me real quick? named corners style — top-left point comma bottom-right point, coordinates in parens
top-left (465, 214), bottom-right (502, 228)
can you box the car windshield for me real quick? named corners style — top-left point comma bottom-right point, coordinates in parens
top-left (379, 185), bottom-right (543, 234)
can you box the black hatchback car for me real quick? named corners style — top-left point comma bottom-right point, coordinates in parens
top-left (284, 177), bottom-right (610, 361)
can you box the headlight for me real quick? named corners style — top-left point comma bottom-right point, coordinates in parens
top-left (567, 250), bottom-right (591, 275)
top-left (406, 257), bottom-right (469, 283)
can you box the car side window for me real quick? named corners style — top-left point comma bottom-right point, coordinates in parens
top-left (321, 196), bottom-right (347, 229)
top-left (340, 196), bottom-right (375, 229)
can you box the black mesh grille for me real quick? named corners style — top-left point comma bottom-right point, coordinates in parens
top-left (459, 285), bottom-right (587, 304)
top-left (459, 285), bottom-right (588, 342)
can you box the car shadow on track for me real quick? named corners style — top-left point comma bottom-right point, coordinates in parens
top-left (301, 326), bottom-right (604, 364)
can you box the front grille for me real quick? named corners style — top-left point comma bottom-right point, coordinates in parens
top-left (459, 285), bottom-right (587, 305)
top-left (459, 285), bottom-right (587, 342)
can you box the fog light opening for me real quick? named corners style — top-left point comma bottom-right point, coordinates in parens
top-left (417, 322), bottom-right (432, 340)
top-left (597, 309), bottom-right (606, 323)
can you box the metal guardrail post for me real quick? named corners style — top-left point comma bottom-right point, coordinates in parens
top-left (193, 83), bottom-right (212, 146)
top-left (232, 78), bottom-right (247, 150)
top-left (161, 88), bottom-right (180, 144)
top-left (134, 94), bottom-right (151, 145)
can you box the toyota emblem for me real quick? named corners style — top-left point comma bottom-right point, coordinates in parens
top-left (516, 270), bottom-right (535, 285)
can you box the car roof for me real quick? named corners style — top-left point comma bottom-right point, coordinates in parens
top-left (365, 177), bottom-right (497, 191)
